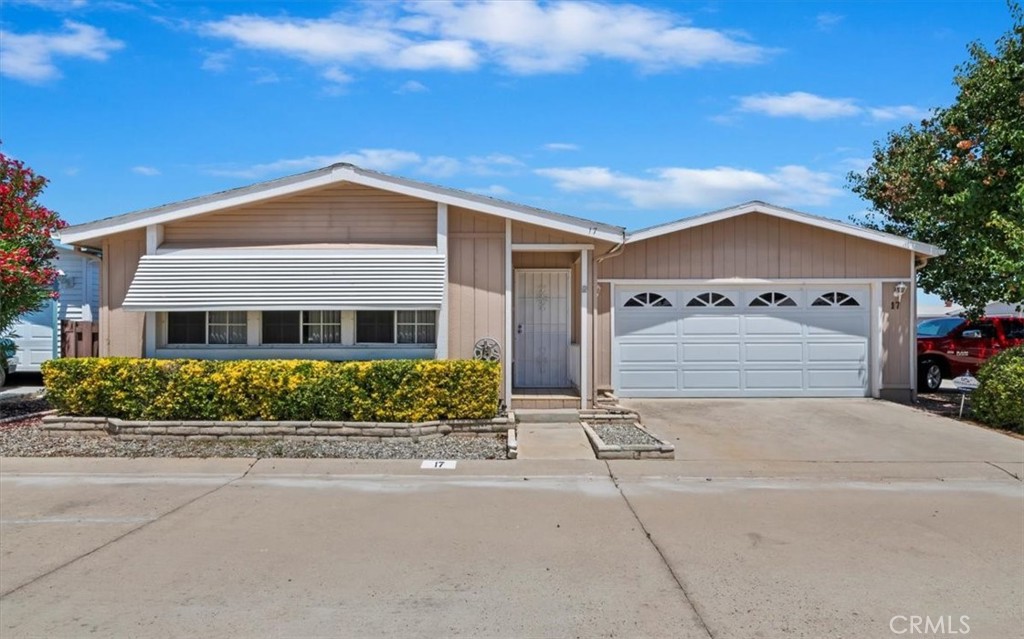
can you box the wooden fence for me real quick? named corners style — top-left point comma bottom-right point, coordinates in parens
top-left (61, 321), bottom-right (99, 358)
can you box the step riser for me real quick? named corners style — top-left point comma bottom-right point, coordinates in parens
top-left (514, 409), bottom-right (582, 423)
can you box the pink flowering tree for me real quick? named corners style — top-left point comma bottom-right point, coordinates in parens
top-left (1, 151), bottom-right (67, 342)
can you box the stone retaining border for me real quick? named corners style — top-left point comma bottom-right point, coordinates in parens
top-left (41, 414), bottom-right (515, 444)
top-left (580, 420), bottom-right (675, 460)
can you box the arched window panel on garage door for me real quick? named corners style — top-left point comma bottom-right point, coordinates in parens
top-left (685, 292), bottom-right (735, 307)
top-left (812, 291), bottom-right (862, 307)
top-left (749, 291), bottom-right (798, 307)
top-left (623, 292), bottom-right (672, 308)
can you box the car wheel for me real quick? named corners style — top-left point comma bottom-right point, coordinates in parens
top-left (919, 361), bottom-right (942, 392)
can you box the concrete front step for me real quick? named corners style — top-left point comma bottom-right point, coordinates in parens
top-left (514, 409), bottom-right (582, 423)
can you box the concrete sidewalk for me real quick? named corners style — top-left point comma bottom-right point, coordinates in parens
top-left (1, 456), bottom-right (1022, 638)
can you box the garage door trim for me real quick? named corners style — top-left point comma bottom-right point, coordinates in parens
top-left (609, 280), bottom-right (883, 399)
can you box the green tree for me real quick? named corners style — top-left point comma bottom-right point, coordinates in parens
top-left (1, 151), bottom-right (67, 340)
top-left (849, 2), bottom-right (1024, 315)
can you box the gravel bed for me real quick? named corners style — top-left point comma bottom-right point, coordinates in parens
top-left (591, 422), bottom-right (661, 447)
top-left (0, 397), bottom-right (51, 421)
top-left (0, 418), bottom-right (508, 459)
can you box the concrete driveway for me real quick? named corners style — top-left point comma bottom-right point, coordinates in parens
top-left (624, 398), bottom-right (1023, 472)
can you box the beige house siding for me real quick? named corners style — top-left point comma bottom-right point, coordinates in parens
top-left (100, 229), bottom-right (146, 357)
top-left (447, 207), bottom-right (506, 381)
top-left (163, 182), bottom-right (436, 247)
top-left (882, 281), bottom-right (914, 395)
top-left (599, 213), bottom-right (910, 280)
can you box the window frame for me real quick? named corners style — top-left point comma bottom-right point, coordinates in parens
top-left (623, 292), bottom-right (672, 308)
top-left (749, 292), bottom-right (798, 308)
top-left (685, 292), bottom-right (736, 308)
top-left (811, 291), bottom-right (861, 308)
top-left (356, 310), bottom-right (437, 346)
top-left (166, 311), bottom-right (248, 346)
top-left (301, 310), bottom-right (343, 345)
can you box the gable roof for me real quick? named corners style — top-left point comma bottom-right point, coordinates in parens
top-left (59, 163), bottom-right (626, 245)
top-left (59, 166), bottom-right (942, 258)
top-left (627, 201), bottom-right (944, 257)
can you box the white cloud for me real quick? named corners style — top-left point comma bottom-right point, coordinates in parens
top-left (815, 13), bottom-right (843, 32)
top-left (396, 80), bottom-right (428, 93)
top-left (202, 13), bottom-right (478, 71)
top-left (409, 0), bottom-right (769, 73)
top-left (207, 149), bottom-right (423, 179)
top-left (543, 142), bottom-right (579, 151)
top-left (467, 153), bottom-right (525, 176)
top-left (469, 184), bottom-right (511, 196)
top-left (419, 156), bottom-right (462, 178)
top-left (250, 67), bottom-right (280, 84)
top-left (868, 104), bottom-right (931, 122)
top-left (132, 165), bottom-right (160, 176)
top-left (738, 91), bottom-right (861, 120)
top-left (838, 157), bottom-right (872, 173)
top-left (0, 20), bottom-right (123, 83)
top-left (10, 0), bottom-right (89, 10)
top-left (201, 51), bottom-right (231, 72)
top-left (322, 66), bottom-right (353, 85)
top-left (199, 1), bottom-right (770, 83)
top-left (536, 164), bottom-right (842, 209)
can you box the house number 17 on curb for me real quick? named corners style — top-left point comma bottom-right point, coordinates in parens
top-left (421, 460), bottom-right (457, 469)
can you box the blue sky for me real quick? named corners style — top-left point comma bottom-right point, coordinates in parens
top-left (1, 0), bottom-right (1012, 251)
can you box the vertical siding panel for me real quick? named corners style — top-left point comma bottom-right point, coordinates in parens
top-left (767, 215), bottom-right (779, 278)
top-left (101, 230), bottom-right (145, 357)
top-left (882, 281), bottom-right (912, 389)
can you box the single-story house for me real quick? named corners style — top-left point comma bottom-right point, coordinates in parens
top-left (9, 245), bottom-right (100, 373)
top-left (59, 163), bottom-right (943, 408)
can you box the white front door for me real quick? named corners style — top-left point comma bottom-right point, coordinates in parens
top-left (514, 270), bottom-right (571, 388)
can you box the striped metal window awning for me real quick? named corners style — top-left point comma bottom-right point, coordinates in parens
top-left (123, 253), bottom-right (445, 311)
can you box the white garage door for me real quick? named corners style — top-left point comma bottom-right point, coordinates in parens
top-left (613, 286), bottom-right (870, 398)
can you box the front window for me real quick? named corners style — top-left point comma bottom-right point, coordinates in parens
top-left (397, 311), bottom-right (436, 344)
top-left (357, 311), bottom-right (436, 344)
top-left (167, 311), bottom-right (246, 345)
top-left (208, 311), bottom-right (247, 344)
top-left (262, 311), bottom-right (300, 344)
top-left (167, 312), bottom-right (206, 345)
top-left (262, 311), bottom-right (342, 344)
top-left (303, 311), bottom-right (342, 344)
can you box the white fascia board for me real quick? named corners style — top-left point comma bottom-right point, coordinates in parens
top-left (625, 202), bottom-right (945, 257)
top-left (62, 164), bottom-right (624, 245)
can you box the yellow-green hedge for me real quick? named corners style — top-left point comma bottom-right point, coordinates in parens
top-left (42, 358), bottom-right (501, 422)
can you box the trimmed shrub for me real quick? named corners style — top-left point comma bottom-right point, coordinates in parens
top-left (42, 358), bottom-right (501, 422)
top-left (972, 346), bottom-right (1024, 432)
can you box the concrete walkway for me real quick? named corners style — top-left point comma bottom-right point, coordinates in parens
top-left (515, 422), bottom-right (595, 459)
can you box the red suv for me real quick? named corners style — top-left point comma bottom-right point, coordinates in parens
top-left (917, 316), bottom-right (1024, 391)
